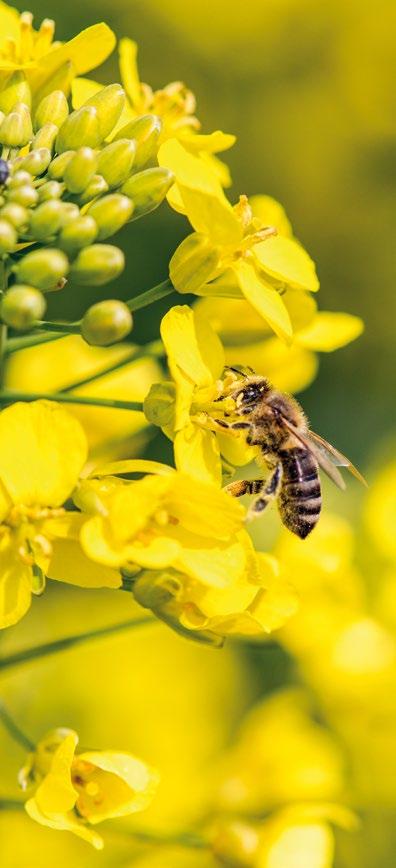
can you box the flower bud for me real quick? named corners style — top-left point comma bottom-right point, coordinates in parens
top-left (83, 84), bottom-right (125, 139)
top-left (0, 102), bottom-right (32, 148)
top-left (0, 203), bottom-right (28, 229)
top-left (81, 299), bottom-right (133, 346)
top-left (144, 382), bottom-right (176, 427)
top-left (37, 180), bottom-right (64, 202)
top-left (59, 215), bottom-right (97, 254)
top-left (48, 150), bottom-right (75, 180)
top-left (87, 193), bottom-right (133, 240)
top-left (169, 233), bottom-right (220, 293)
top-left (1, 285), bottom-right (46, 330)
top-left (0, 219), bottom-right (17, 253)
top-left (63, 147), bottom-right (97, 194)
top-left (71, 244), bottom-right (124, 286)
top-left (55, 106), bottom-right (101, 153)
top-left (211, 820), bottom-right (259, 867)
top-left (115, 114), bottom-right (162, 168)
top-left (32, 122), bottom-right (58, 152)
top-left (121, 167), bottom-right (174, 218)
top-left (34, 90), bottom-right (69, 132)
top-left (97, 139), bottom-right (136, 188)
top-left (58, 202), bottom-right (80, 229)
top-left (29, 200), bottom-right (64, 241)
top-left (16, 248), bottom-right (69, 291)
top-left (0, 72), bottom-right (31, 114)
top-left (7, 184), bottom-right (38, 208)
top-left (19, 148), bottom-right (51, 176)
top-left (8, 170), bottom-right (31, 187)
top-left (78, 174), bottom-right (109, 204)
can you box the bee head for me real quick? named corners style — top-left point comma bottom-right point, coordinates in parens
top-left (235, 377), bottom-right (269, 409)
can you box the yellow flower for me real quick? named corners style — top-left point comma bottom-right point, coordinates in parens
top-left (159, 143), bottom-right (319, 340)
top-left (0, 400), bottom-right (120, 628)
top-left (0, 5), bottom-right (115, 95)
top-left (256, 803), bottom-right (357, 868)
top-left (21, 727), bottom-right (159, 850)
top-left (145, 304), bottom-right (256, 486)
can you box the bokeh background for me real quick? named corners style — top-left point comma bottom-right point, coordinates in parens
top-left (0, 1), bottom-right (395, 866)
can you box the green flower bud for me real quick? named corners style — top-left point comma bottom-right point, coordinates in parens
top-left (83, 84), bottom-right (125, 139)
top-left (1, 285), bottom-right (46, 330)
top-left (71, 244), bottom-right (124, 286)
top-left (29, 200), bottom-right (64, 241)
top-left (48, 151), bottom-right (75, 180)
top-left (169, 233), bottom-right (220, 293)
top-left (59, 215), bottom-right (97, 254)
top-left (34, 90), bottom-right (69, 132)
top-left (0, 102), bottom-right (32, 148)
top-left (0, 72), bottom-right (31, 114)
top-left (32, 122), bottom-right (58, 152)
top-left (121, 167), bottom-right (174, 219)
top-left (97, 139), bottom-right (136, 188)
top-left (16, 248), bottom-right (69, 291)
top-left (19, 148), bottom-right (51, 176)
top-left (55, 107), bottom-right (101, 154)
top-left (8, 170), bottom-right (31, 187)
top-left (144, 382), bottom-right (176, 428)
top-left (81, 299), bottom-right (133, 346)
top-left (58, 202), bottom-right (80, 229)
top-left (0, 203), bottom-right (28, 229)
top-left (0, 219), bottom-right (17, 253)
top-left (8, 185), bottom-right (38, 208)
top-left (37, 180), bottom-right (64, 202)
top-left (115, 114), bottom-right (162, 168)
top-left (63, 147), bottom-right (97, 194)
top-left (87, 193), bottom-right (133, 240)
top-left (78, 174), bottom-right (109, 204)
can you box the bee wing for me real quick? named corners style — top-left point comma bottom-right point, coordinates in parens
top-left (280, 417), bottom-right (347, 490)
top-left (307, 430), bottom-right (368, 487)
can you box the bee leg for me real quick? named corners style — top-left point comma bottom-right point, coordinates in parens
top-left (225, 478), bottom-right (265, 498)
top-left (247, 463), bottom-right (283, 520)
top-left (213, 419), bottom-right (255, 444)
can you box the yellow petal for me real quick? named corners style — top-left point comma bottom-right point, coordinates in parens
top-left (217, 430), bottom-right (259, 467)
top-left (225, 338), bottom-right (318, 394)
top-left (296, 312), bottom-right (364, 351)
top-left (81, 513), bottom-right (181, 570)
top-left (35, 23), bottom-right (116, 79)
top-left (234, 259), bottom-right (293, 343)
top-left (0, 401), bottom-right (87, 510)
top-left (180, 130), bottom-right (236, 154)
top-left (0, 543), bottom-right (31, 629)
top-left (254, 235), bottom-right (319, 292)
top-left (25, 798), bottom-right (103, 850)
top-left (259, 822), bottom-right (334, 868)
top-left (158, 138), bottom-right (242, 245)
top-left (77, 750), bottom-right (159, 822)
top-left (48, 536), bottom-right (121, 589)
top-left (249, 194), bottom-right (293, 238)
top-left (167, 475), bottom-right (244, 540)
top-left (33, 733), bottom-right (78, 815)
top-left (0, 3), bottom-right (19, 48)
top-left (174, 424), bottom-right (222, 487)
top-left (161, 304), bottom-right (224, 386)
top-left (176, 536), bottom-right (249, 589)
top-left (119, 38), bottom-right (142, 108)
top-left (71, 76), bottom-right (103, 109)
top-left (89, 459), bottom-right (176, 479)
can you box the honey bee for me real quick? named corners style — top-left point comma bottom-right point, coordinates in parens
top-left (215, 368), bottom-right (366, 539)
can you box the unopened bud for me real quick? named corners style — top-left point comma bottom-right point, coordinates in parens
top-left (0, 203), bottom-right (28, 228)
top-left (48, 151), bottom-right (75, 180)
top-left (32, 122), bottom-right (58, 152)
top-left (8, 170), bottom-right (31, 187)
top-left (7, 184), bottom-right (38, 208)
top-left (121, 167), bottom-right (174, 219)
top-left (58, 202), bottom-right (80, 229)
top-left (19, 148), bottom-right (51, 176)
top-left (97, 139), bottom-right (136, 188)
top-left (81, 299), bottom-right (133, 346)
top-left (115, 114), bottom-right (162, 168)
top-left (169, 233), bottom-right (220, 293)
top-left (1, 285), bottom-right (46, 330)
top-left (87, 193), bottom-right (133, 240)
top-left (29, 200), bottom-right (64, 241)
top-left (78, 174), bottom-right (108, 204)
top-left (34, 90), bottom-right (69, 132)
top-left (0, 219), bottom-right (17, 253)
top-left (83, 84), bottom-right (125, 139)
top-left (16, 248), bottom-right (69, 291)
top-left (56, 106), bottom-right (101, 153)
top-left (37, 180), bottom-right (64, 202)
top-left (63, 147), bottom-right (97, 194)
top-left (0, 102), bottom-right (33, 147)
top-left (59, 215), bottom-right (97, 254)
top-left (211, 820), bottom-right (259, 867)
top-left (0, 72), bottom-right (31, 114)
top-left (71, 244), bottom-right (124, 286)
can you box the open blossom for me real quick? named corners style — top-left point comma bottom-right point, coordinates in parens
top-left (20, 727), bottom-right (159, 849)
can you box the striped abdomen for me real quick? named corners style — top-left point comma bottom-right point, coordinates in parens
top-left (278, 447), bottom-right (321, 539)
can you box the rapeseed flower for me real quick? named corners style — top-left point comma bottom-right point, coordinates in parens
top-left (21, 727), bottom-right (159, 849)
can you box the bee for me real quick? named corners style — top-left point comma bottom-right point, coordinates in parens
top-left (215, 368), bottom-right (366, 539)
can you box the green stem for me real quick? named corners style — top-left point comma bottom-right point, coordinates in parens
top-left (0, 616), bottom-right (154, 673)
top-left (129, 828), bottom-right (209, 849)
top-left (61, 340), bottom-right (164, 394)
top-left (0, 703), bottom-right (35, 751)
top-left (5, 331), bottom-right (67, 355)
top-left (35, 320), bottom-right (81, 334)
top-left (126, 278), bottom-right (174, 312)
top-left (0, 799), bottom-right (24, 811)
top-left (0, 390), bottom-right (144, 411)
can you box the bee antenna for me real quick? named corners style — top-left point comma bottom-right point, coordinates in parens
top-left (227, 366), bottom-right (249, 378)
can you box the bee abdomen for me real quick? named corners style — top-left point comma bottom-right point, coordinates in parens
top-left (278, 448), bottom-right (321, 539)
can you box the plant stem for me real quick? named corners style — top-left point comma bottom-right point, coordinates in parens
top-left (5, 331), bottom-right (66, 355)
top-left (0, 616), bottom-right (154, 672)
top-left (126, 278), bottom-right (174, 312)
top-left (0, 799), bottom-right (24, 811)
top-left (0, 703), bottom-right (35, 751)
top-left (129, 828), bottom-right (209, 849)
top-left (0, 390), bottom-right (144, 411)
top-left (35, 320), bottom-right (81, 334)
